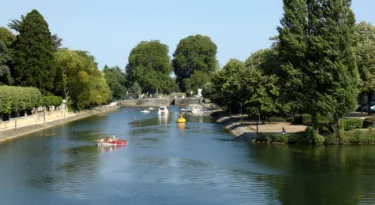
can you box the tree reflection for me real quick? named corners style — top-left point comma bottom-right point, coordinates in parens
top-left (247, 145), bottom-right (375, 204)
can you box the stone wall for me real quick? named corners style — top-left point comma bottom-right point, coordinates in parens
top-left (176, 98), bottom-right (202, 106)
top-left (0, 103), bottom-right (119, 142)
top-left (0, 110), bottom-right (71, 130)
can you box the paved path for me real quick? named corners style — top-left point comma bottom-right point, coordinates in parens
top-left (216, 114), bottom-right (307, 139)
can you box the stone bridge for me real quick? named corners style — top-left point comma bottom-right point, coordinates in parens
top-left (119, 97), bottom-right (203, 107)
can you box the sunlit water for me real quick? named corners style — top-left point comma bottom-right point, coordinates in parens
top-left (1, 107), bottom-right (375, 204)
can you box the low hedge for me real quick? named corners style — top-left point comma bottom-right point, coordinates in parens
top-left (292, 114), bottom-right (311, 125)
top-left (269, 116), bottom-right (286, 122)
top-left (340, 118), bottom-right (363, 130)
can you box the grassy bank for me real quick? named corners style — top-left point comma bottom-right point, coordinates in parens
top-left (254, 129), bottom-right (375, 145)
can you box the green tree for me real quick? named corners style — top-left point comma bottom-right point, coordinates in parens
top-left (8, 14), bottom-right (62, 51)
top-left (243, 68), bottom-right (280, 123)
top-left (89, 73), bottom-right (110, 106)
top-left (0, 86), bottom-right (42, 115)
top-left (125, 40), bottom-right (174, 94)
top-left (130, 82), bottom-right (142, 98)
top-left (11, 9), bottom-right (56, 94)
top-left (0, 27), bottom-right (15, 85)
top-left (55, 49), bottom-right (110, 110)
top-left (103, 65), bottom-right (128, 101)
top-left (172, 34), bottom-right (218, 91)
top-left (355, 21), bottom-right (375, 114)
top-left (277, 0), bottom-right (358, 135)
top-left (245, 48), bottom-right (280, 76)
top-left (207, 59), bottom-right (246, 116)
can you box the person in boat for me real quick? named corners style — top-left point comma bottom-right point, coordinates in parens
top-left (112, 135), bottom-right (117, 141)
top-left (105, 136), bottom-right (111, 142)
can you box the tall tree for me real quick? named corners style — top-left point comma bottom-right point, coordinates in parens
top-left (355, 21), bottom-right (375, 114)
top-left (0, 27), bottom-right (15, 85)
top-left (8, 14), bottom-right (62, 51)
top-left (277, 0), bottom-right (358, 135)
top-left (55, 49), bottom-right (110, 110)
top-left (103, 65), bottom-right (128, 100)
top-left (172, 34), bottom-right (218, 91)
top-left (11, 9), bottom-right (56, 94)
top-left (125, 40), bottom-right (175, 94)
top-left (245, 48), bottom-right (280, 76)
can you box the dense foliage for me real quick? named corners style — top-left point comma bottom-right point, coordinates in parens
top-left (0, 27), bottom-right (15, 85)
top-left (55, 49), bottom-right (110, 110)
top-left (41, 96), bottom-right (63, 109)
top-left (205, 58), bottom-right (280, 120)
top-left (0, 86), bottom-right (42, 114)
top-left (11, 10), bottom-right (56, 94)
top-left (103, 65), bottom-right (127, 101)
top-left (356, 22), bottom-right (375, 114)
top-left (172, 35), bottom-right (218, 91)
top-left (125, 40), bottom-right (176, 94)
top-left (277, 0), bottom-right (358, 134)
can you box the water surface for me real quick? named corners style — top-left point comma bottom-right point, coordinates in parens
top-left (1, 107), bottom-right (375, 204)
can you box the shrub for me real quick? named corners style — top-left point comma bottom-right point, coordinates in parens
top-left (258, 133), bottom-right (288, 143)
top-left (305, 127), bottom-right (324, 144)
top-left (317, 116), bottom-right (330, 125)
top-left (269, 116), bottom-right (286, 122)
top-left (0, 86), bottom-right (42, 114)
top-left (41, 96), bottom-right (63, 109)
top-left (292, 114), bottom-right (311, 125)
top-left (286, 116), bottom-right (294, 122)
top-left (340, 118), bottom-right (363, 130)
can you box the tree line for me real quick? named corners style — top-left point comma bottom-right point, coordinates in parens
top-left (203, 0), bottom-right (375, 142)
top-left (1, 3), bottom-right (375, 140)
top-left (0, 9), bottom-right (220, 116)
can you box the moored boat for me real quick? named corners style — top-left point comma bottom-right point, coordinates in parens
top-left (158, 106), bottom-right (169, 115)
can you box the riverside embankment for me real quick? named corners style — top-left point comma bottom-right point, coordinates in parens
top-left (211, 111), bottom-right (307, 141)
top-left (0, 103), bottom-right (119, 142)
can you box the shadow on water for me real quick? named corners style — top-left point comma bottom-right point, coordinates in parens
top-left (246, 144), bottom-right (375, 204)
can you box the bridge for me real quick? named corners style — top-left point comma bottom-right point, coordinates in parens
top-left (118, 97), bottom-right (203, 107)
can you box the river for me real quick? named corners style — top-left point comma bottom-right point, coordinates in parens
top-left (1, 107), bottom-right (375, 204)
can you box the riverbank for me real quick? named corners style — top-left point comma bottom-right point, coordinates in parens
top-left (0, 104), bottom-right (119, 143)
top-left (212, 111), bottom-right (375, 145)
top-left (212, 111), bottom-right (306, 140)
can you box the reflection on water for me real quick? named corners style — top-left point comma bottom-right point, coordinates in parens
top-left (2, 107), bottom-right (375, 204)
top-left (97, 145), bottom-right (126, 153)
top-left (177, 123), bottom-right (186, 130)
top-left (158, 114), bottom-right (169, 124)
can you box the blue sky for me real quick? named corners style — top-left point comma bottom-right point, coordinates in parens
top-left (1, 0), bottom-right (374, 70)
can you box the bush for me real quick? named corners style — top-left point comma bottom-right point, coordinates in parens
top-left (286, 116), bottom-right (294, 122)
top-left (292, 114), bottom-right (311, 125)
top-left (0, 86), bottom-right (42, 114)
top-left (340, 118), bottom-right (363, 130)
top-left (317, 116), bottom-right (331, 125)
top-left (41, 96), bottom-right (63, 109)
top-left (269, 116), bottom-right (286, 122)
top-left (258, 133), bottom-right (288, 143)
top-left (305, 127), bottom-right (324, 144)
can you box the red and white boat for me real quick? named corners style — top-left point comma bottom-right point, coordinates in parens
top-left (96, 135), bottom-right (128, 146)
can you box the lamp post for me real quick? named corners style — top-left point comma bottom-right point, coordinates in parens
top-left (256, 106), bottom-right (260, 134)
top-left (63, 99), bottom-right (67, 119)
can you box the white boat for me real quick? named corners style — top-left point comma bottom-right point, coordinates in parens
top-left (141, 110), bottom-right (150, 113)
top-left (148, 107), bottom-right (155, 110)
top-left (181, 104), bottom-right (203, 115)
top-left (158, 106), bottom-right (169, 115)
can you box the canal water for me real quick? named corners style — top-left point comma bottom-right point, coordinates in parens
top-left (1, 107), bottom-right (375, 205)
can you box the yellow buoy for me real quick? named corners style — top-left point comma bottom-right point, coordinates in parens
top-left (177, 113), bottom-right (186, 123)
top-left (177, 117), bottom-right (186, 123)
